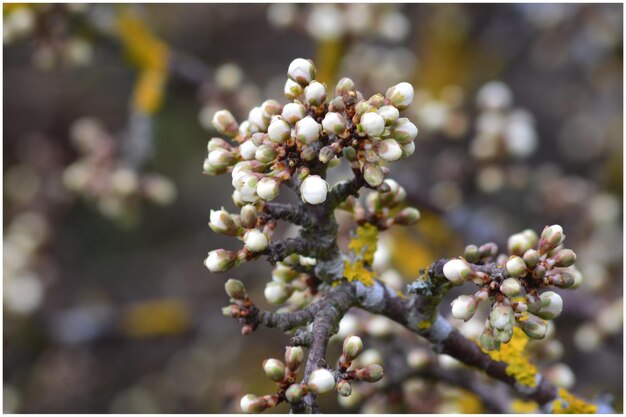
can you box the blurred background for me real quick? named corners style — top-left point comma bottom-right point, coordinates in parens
top-left (3, 3), bottom-right (623, 413)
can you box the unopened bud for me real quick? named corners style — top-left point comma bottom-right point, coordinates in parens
top-left (207, 137), bottom-right (231, 152)
top-left (490, 303), bottom-right (514, 330)
top-left (281, 102), bottom-right (305, 125)
top-left (304, 80), bottom-right (327, 106)
top-left (343, 146), bottom-right (357, 162)
top-left (342, 335), bottom-right (364, 361)
top-left (500, 277), bottom-right (522, 297)
top-left (284, 78), bottom-right (303, 100)
top-left (248, 106), bottom-right (269, 131)
top-left (480, 326), bottom-right (500, 351)
top-left (207, 148), bottom-right (234, 170)
top-left (536, 291), bottom-right (563, 320)
top-left (547, 271), bottom-right (576, 289)
top-left (443, 258), bottom-right (472, 285)
top-left (540, 224), bottom-right (565, 253)
top-left (355, 101), bottom-right (372, 116)
top-left (377, 139), bottom-right (402, 162)
top-left (300, 175), bottom-right (328, 205)
top-left (390, 117), bottom-right (418, 144)
top-left (337, 380), bottom-right (352, 397)
top-left (267, 116), bottom-right (291, 143)
top-left (395, 207), bottom-right (421, 225)
top-left (287, 58), bottom-right (316, 85)
top-left (255, 144), bottom-right (277, 164)
top-left (523, 249), bottom-right (539, 269)
top-left (378, 105), bottom-right (399, 125)
top-left (256, 177), bottom-right (280, 201)
top-left (493, 326), bottom-right (513, 343)
top-left (225, 279), bottom-right (247, 300)
top-left (328, 96), bottom-right (346, 113)
top-left (209, 209), bottom-right (237, 235)
top-left (308, 368), bottom-right (336, 394)
top-left (243, 229), bottom-right (269, 252)
top-left (212, 109), bottom-right (239, 136)
top-left (264, 281), bottom-right (291, 304)
top-left (239, 140), bottom-right (258, 160)
top-left (240, 205), bottom-right (258, 229)
top-left (263, 358), bottom-right (286, 382)
top-left (385, 82), bottom-right (414, 110)
top-left (360, 112), bottom-right (385, 137)
top-left (401, 141), bottom-right (415, 158)
top-left (363, 163), bottom-right (384, 187)
top-left (355, 364), bottom-right (384, 382)
top-left (552, 249), bottom-right (576, 268)
top-left (450, 295), bottom-right (479, 321)
top-left (285, 384), bottom-right (304, 403)
top-left (240, 394), bottom-right (264, 414)
top-left (205, 249), bottom-right (237, 272)
top-left (506, 256), bottom-right (528, 277)
top-left (261, 99), bottom-right (281, 118)
top-left (318, 146), bottom-right (335, 164)
top-left (300, 145), bottom-right (317, 161)
top-left (322, 112), bottom-right (346, 135)
top-left (508, 231), bottom-right (534, 256)
top-left (285, 346), bottom-right (304, 371)
top-left (335, 77), bottom-right (355, 95)
top-left (222, 306), bottom-right (235, 317)
top-left (368, 93), bottom-right (384, 108)
top-left (517, 313), bottom-right (547, 339)
top-left (295, 116), bottom-right (321, 144)
top-left (479, 242), bottom-right (498, 259)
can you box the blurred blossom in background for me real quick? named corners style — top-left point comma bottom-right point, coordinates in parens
top-left (3, 3), bottom-right (623, 413)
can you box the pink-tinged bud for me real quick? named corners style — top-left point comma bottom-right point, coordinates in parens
top-left (308, 368), bottom-right (336, 394)
top-left (377, 139), bottom-right (402, 162)
top-left (517, 313), bottom-right (547, 339)
top-left (261, 99), bottom-right (281, 118)
top-left (546, 271), bottom-right (576, 289)
top-left (378, 105), bottom-right (399, 125)
top-left (523, 249), bottom-right (539, 269)
top-left (342, 335), bottom-right (363, 361)
top-left (336, 380), bottom-right (352, 397)
top-left (284, 78), bottom-right (303, 100)
top-left (256, 177), bottom-right (280, 201)
top-left (395, 207), bottom-right (420, 226)
top-left (354, 364), bottom-right (384, 382)
top-left (295, 116), bottom-right (321, 144)
top-left (207, 137), bottom-right (231, 152)
top-left (240, 205), bottom-right (258, 229)
top-left (322, 112), bottom-right (346, 135)
top-left (262, 358), bottom-right (286, 382)
top-left (267, 116), bottom-right (291, 143)
top-left (463, 245), bottom-right (480, 263)
top-left (300, 175), bottom-right (328, 205)
top-left (363, 163), bottom-right (384, 187)
top-left (490, 303), bottom-right (514, 330)
top-left (335, 77), bottom-right (355, 95)
top-left (225, 279), bottom-right (247, 300)
top-left (443, 258), bottom-right (472, 285)
top-left (205, 249), bottom-right (237, 272)
top-left (479, 242), bottom-right (498, 259)
top-left (450, 295), bottom-right (479, 321)
top-left (304, 80), bottom-right (327, 106)
top-left (360, 112), bottom-right (385, 137)
top-left (281, 102), bottom-right (305, 125)
top-left (287, 58), bottom-right (316, 85)
top-left (243, 230), bottom-right (269, 252)
top-left (506, 256), bottom-right (528, 277)
top-left (385, 82), bottom-right (414, 110)
top-left (552, 249), bottom-right (576, 268)
top-left (212, 109), bottom-right (239, 136)
top-left (285, 384), bottom-right (305, 403)
top-left (540, 224), bottom-right (565, 253)
top-left (209, 209), bottom-right (237, 235)
top-left (285, 346), bottom-right (305, 371)
top-left (536, 291), bottom-right (563, 320)
top-left (390, 118), bottom-right (418, 144)
top-left (500, 277), bottom-right (522, 297)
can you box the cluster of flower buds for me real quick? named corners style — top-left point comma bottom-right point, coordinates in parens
top-left (443, 225), bottom-right (580, 350)
top-left (62, 118), bottom-right (176, 221)
top-left (203, 58), bottom-right (418, 210)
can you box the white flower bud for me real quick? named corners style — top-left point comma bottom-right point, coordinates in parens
top-left (385, 82), bottom-right (414, 110)
top-left (304, 81), bottom-right (327, 106)
top-left (212, 109), bottom-right (239, 136)
top-left (204, 249), bottom-right (237, 272)
top-left (207, 148), bottom-right (234, 170)
top-left (263, 358), bottom-right (286, 382)
top-left (207, 137), bottom-right (231, 152)
top-left (537, 291), bottom-right (563, 320)
top-left (322, 112), bottom-right (346, 135)
top-left (378, 105), bottom-right (400, 125)
top-left (248, 106), bottom-right (268, 131)
top-left (264, 281), bottom-right (291, 304)
top-left (507, 232), bottom-right (534, 256)
top-left (256, 177), bottom-right (280, 201)
top-left (281, 102), bottom-right (306, 125)
top-left (395, 207), bottom-right (420, 225)
top-left (490, 304), bottom-right (514, 330)
top-left (255, 144), bottom-right (277, 164)
top-left (505, 256), bottom-right (528, 277)
top-left (517, 313), bottom-right (547, 339)
top-left (239, 140), bottom-right (258, 160)
top-left (363, 163), bottom-right (384, 187)
top-left (238, 120), bottom-right (255, 136)
top-left (360, 112), bottom-right (385, 137)
top-left (244, 229), bottom-right (269, 252)
top-left (443, 258), bottom-right (472, 285)
top-left (209, 209), bottom-right (237, 235)
top-left (450, 295), bottom-right (478, 321)
top-left (284, 78), bottom-right (303, 100)
top-left (300, 175), bottom-right (328, 205)
top-left (240, 394), bottom-right (260, 414)
top-left (295, 116), bottom-right (321, 144)
top-left (500, 277), bottom-right (522, 297)
top-left (285, 384), bottom-right (304, 403)
top-left (267, 116), bottom-right (291, 143)
top-left (335, 77), bottom-right (355, 95)
top-left (336, 380), bottom-right (351, 397)
top-left (401, 141), bottom-right (415, 158)
top-left (377, 139), bottom-right (402, 162)
top-left (342, 335), bottom-right (364, 361)
top-left (308, 368), bottom-right (336, 394)
top-left (540, 224), bottom-right (565, 252)
top-left (285, 346), bottom-right (305, 370)
top-left (287, 58), bottom-right (316, 85)
top-left (261, 99), bottom-right (281, 118)
top-left (390, 118), bottom-right (418, 144)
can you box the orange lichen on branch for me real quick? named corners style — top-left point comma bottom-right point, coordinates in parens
top-left (483, 327), bottom-right (538, 387)
top-left (551, 388), bottom-right (597, 414)
top-left (116, 9), bottom-right (169, 113)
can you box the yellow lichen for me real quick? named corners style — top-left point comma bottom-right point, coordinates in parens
top-left (511, 399), bottom-right (539, 414)
top-left (343, 259), bottom-right (376, 286)
top-left (348, 224), bottom-right (378, 264)
top-left (483, 327), bottom-right (538, 387)
top-left (552, 388), bottom-right (597, 414)
top-left (456, 390), bottom-right (483, 413)
top-left (417, 320), bottom-right (432, 330)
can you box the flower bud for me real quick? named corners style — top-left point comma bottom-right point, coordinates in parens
top-left (355, 364), bottom-right (384, 383)
top-left (295, 116), bottom-right (321, 144)
top-left (318, 146), bottom-right (335, 164)
top-left (378, 105), bottom-right (400, 125)
top-left (263, 358), bottom-right (286, 382)
top-left (363, 163), bottom-right (384, 187)
top-left (287, 58), bottom-right (316, 85)
top-left (300, 175), bottom-right (328, 205)
top-left (479, 242), bottom-right (498, 258)
top-left (222, 306), bottom-right (235, 317)
top-left (248, 106), bottom-right (269, 131)
top-left (240, 205), bottom-right (258, 229)
top-left (525, 292), bottom-right (542, 314)
top-left (255, 144), bottom-right (277, 163)
top-left (304, 81), bottom-right (327, 106)
top-left (207, 137), bottom-right (231, 152)
top-left (523, 249), bottom-right (539, 269)
top-left (256, 177), bottom-right (280, 201)
top-left (336, 380), bottom-right (352, 397)
top-left (209, 209), bottom-right (237, 235)
top-left (517, 313), bottom-right (547, 339)
top-left (394, 207), bottom-right (421, 225)
top-left (342, 335), bottom-right (364, 361)
top-left (552, 249), bottom-right (576, 268)
top-left (463, 245), bottom-right (480, 263)
top-left (343, 146), bottom-right (357, 162)
top-left (285, 346), bottom-right (304, 371)
top-left (508, 232), bottom-right (534, 256)
top-left (335, 77), bottom-right (355, 95)
top-left (385, 82), bottom-right (414, 110)
top-left (212, 109), bottom-right (239, 136)
top-left (239, 140), bottom-right (258, 160)
top-left (284, 78), bottom-right (303, 100)
top-left (390, 118), bottom-right (418, 144)
top-left (368, 93), bottom-right (385, 108)
top-left (285, 384), bottom-right (304, 403)
top-left (267, 116), bottom-right (291, 143)
top-left (355, 101), bottom-right (372, 116)
top-left (506, 256), bottom-right (528, 277)
top-left (208, 148), bottom-right (234, 170)
top-left (480, 327), bottom-right (500, 351)
top-left (450, 295), bottom-right (479, 321)
top-left (377, 139), bottom-right (402, 162)
top-left (205, 249), bottom-right (237, 272)
top-left (243, 228), bottom-right (269, 252)
top-left (240, 394), bottom-right (262, 414)
top-left (360, 112), bottom-right (385, 137)
top-left (443, 258), bottom-right (472, 285)
top-left (536, 291), bottom-right (563, 320)
top-left (238, 120), bottom-right (255, 137)
top-left (490, 303), bottom-right (514, 330)
top-left (300, 145), bottom-right (317, 161)
top-left (547, 271), bottom-right (576, 289)
top-left (261, 99), bottom-right (281, 118)
top-left (500, 277), bottom-right (522, 297)
top-left (322, 112), bottom-right (346, 135)
top-left (540, 224), bottom-right (565, 253)
top-left (225, 278), bottom-right (247, 300)
top-left (401, 141), bottom-right (415, 158)
top-left (328, 96), bottom-right (346, 113)
top-left (308, 368), bottom-right (336, 394)
top-left (281, 102), bottom-right (305, 125)
top-left (264, 281), bottom-right (291, 304)
top-left (494, 326), bottom-right (513, 343)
